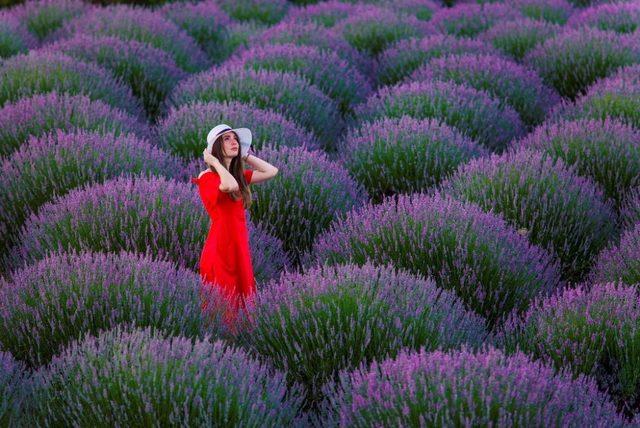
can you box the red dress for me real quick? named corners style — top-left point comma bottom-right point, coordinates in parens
top-left (190, 169), bottom-right (256, 329)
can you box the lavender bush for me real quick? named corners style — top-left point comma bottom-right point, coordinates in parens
top-left (0, 129), bottom-right (184, 267)
top-left (25, 324), bottom-right (307, 426)
top-left (224, 43), bottom-right (373, 116)
top-left (48, 5), bottom-right (210, 73)
top-left (0, 351), bottom-right (29, 427)
top-left (567, 2), bottom-right (640, 34)
top-left (246, 145), bottom-right (367, 267)
top-left (515, 118), bottom-right (640, 208)
top-left (168, 66), bottom-right (344, 152)
top-left (283, 1), bottom-right (367, 28)
top-left (48, 34), bottom-right (187, 120)
top-left (409, 53), bottom-right (560, 126)
top-left (506, 0), bottom-right (573, 24)
top-left (217, 0), bottom-right (289, 25)
top-left (0, 49), bottom-right (144, 119)
top-left (305, 191), bottom-right (563, 330)
top-left (0, 91), bottom-right (150, 159)
top-left (479, 18), bottom-right (560, 62)
top-left (158, 0), bottom-right (232, 62)
top-left (377, 0), bottom-right (441, 21)
top-left (376, 34), bottom-right (499, 86)
top-left (619, 187), bottom-right (640, 231)
top-left (11, 0), bottom-right (88, 42)
top-left (590, 223), bottom-right (640, 286)
top-left (550, 63), bottom-right (640, 130)
top-left (498, 281), bottom-right (640, 418)
top-left (340, 116), bottom-right (488, 202)
top-left (0, 251), bottom-right (209, 368)
top-left (316, 344), bottom-right (627, 427)
top-left (440, 148), bottom-right (618, 282)
top-left (524, 28), bottom-right (640, 99)
top-left (236, 262), bottom-right (488, 411)
top-left (156, 100), bottom-right (321, 160)
top-left (354, 79), bottom-right (525, 153)
top-left (429, 3), bottom-right (523, 38)
top-left (0, 11), bottom-right (37, 58)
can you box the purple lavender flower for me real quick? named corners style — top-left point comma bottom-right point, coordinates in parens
top-left (237, 261), bottom-right (489, 410)
top-left (409, 52), bottom-right (561, 126)
top-left (0, 91), bottom-right (150, 159)
top-left (567, 2), bottom-right (640, 34)
top-left (479, 17), bottom-right (560, 61)
top-left (506, 0), bottom-right (574, 24)
top-left (430, 3), bottom-right (523, 38)
top-left (316, 344), bottom-right (626, 426)
top-left (354, 79), bottom-right (525, 152)
top-left (306, 191), bottom-right (563, 330)
top-left (590, 222), bottom-right (640, 285)
top-left (11, 0), bottom-right (88, 42)
top-left (0, 10), bottom-right (38, 58)
top-left (0, 351), bottom-right (29, 426)
top-left (440, 147), bottom-right (618, 282)
top-left (379, 0), bottom-right (442, 22)
top-left (619, 186), bottom-right (640, 231)
top-left (27, 324), bottom-right (307, 425)
top-left (217, 0), bottom-right (289, 25)
top-left (283, 1), bottom-right (368, 28)
top-left (156, 99), bottom-right (321, 159)
top-left (0, 49), bottom-right (145, 120)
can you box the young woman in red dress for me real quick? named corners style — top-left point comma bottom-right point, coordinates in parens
top-left (190, 124), bottom-right (278, 333)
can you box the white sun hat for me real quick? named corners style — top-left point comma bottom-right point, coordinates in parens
top-left (206, 123), bottom-right (252, 158)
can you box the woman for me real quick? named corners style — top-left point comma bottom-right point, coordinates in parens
top-left (190, 124), bottom-right (278, 333)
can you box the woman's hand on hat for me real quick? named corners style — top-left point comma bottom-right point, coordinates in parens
top-left (203, 149), bottom-right (219, 167)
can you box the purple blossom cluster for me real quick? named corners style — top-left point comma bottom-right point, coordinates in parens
top-left (156, 99), bottom-right (321, 159)
top-left (246, 144), bottom-right (367, 267)
top-left (619, 187), bottom-right (640, 231)
top-left (0, 129), bottom-right (183, 269)
top-left (409, 53), bottom-right (561, 126)
top-left (26, 324), bottom-right (307, 426)
top-left (47, 34), bottom-right (187, 120)
top-left (48, 4), bottom-right (210, 73)
top-left (168, 65), bottom-right (344, 151)
top-left (306, 191), bottom-right (563, 329)
top-left (0, 91), bottom-right (150, 158)
top-left (340, 115), bottom-right (488, 201)
top-left (440, 148), bottom-right (618, 282)
top-left (515, 118), bottom-right (640, 207)
top-left (506, 0), bottom-right (574, 24)
top-left (354, 79), bottom-right (525, 152)
top-left (590, 223), bottom-right (640, 286)
top-left (224, 42), bottom-right (373, 115)
top-left (283, 1), bottom-right (368, 28)
top-left (376, 33), bottom-right (499, 86)
top-left (498, 281), bottom-right (640, 415)
top-left (380, 0), bottom-right (441, 21)
top-left (237, 261), bottom-right (488, 409)
top-left (0, 351), bottom-right (29, 425)
top-left (429, 3), bottom-right (523, 38)
top-left (0, 10), bottom-right (38, 58)
top-left (316, 344), bottom-right (626, 427)
top-left (567, 2), bottom-right (640, 34)
top-left (217, 0), bottom-right (289, 25)
top-left (479, 17), bottom-right (560, 61)
top-left (0, 250), bottom-right (208, 368)
top-left (0, 49), bottom-right (144, 119)
top-left (10, 0), bottom-right (88, 42)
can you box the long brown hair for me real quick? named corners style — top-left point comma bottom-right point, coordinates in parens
top-left (208, 131), bottom-right (253, 209)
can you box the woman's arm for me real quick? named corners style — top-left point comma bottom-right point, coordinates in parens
top-left (243, 152), bottom-right (278, 184)
top-left (203, 149), bottom-right (239, 192)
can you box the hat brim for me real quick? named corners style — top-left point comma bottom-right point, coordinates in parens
top-left (206, 127), bottom-right (252, 157)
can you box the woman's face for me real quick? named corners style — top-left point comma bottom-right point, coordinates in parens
top-left (221, 131), bottom-right (239, 158)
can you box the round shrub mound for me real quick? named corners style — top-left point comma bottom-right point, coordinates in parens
top-left (48, 34), bottom-right (187, 120)
top-left (220, 20), bottom-right (269, 60)
top-left (316, 345), bottom-right (626, 427)
top-left (0, 49), bottom-right (144, 119)
top-left (524, 28), bottom-right (640, 99)
top-left (589, 223), bottom-right (640, 286)
top-left (11, 0), bottom-right (88, 42)
top-left (226, 43), bottom-right (372, 116)
top-left (305, 191), bottom-right (563, 330)
top-left (567, 2), bottom-right (640, 34)
top-left (340, 115), bottom-right (489, 202)
top-left (550, 63), bottom-right (640, 130)
top-left (217, 0), bottom-right (289, 25)
top-left (354, 79), bottom-right (525, 153)
top-left (247, 145), bottom-right (367, 267)
top-left (440, 148), bottom-right (618, 282)
top-left (156, 100), bottom-right (320, 160)
top-left (429, 3), bottom-right (523, 38)
top-left (619, 187), bottom-right (640, 231)
top-left (515, 118), bottom-right (640, 208)
top-left (0, 11), bottom-right (37, 59)
top-left (0, 351), bottom-right (30, 426)
top-left (168, 66), bottom-right (343, 152)
top-left (0, 250), bottom-right (209, 368)
top-left (506, 0), bottom-right (573, 24)
top-left (49, 4), bottom-right (210, 73)
top-left (380, 0), bottom-right (441, 22)
top-left (479, 18), bottom-right (560, 62)
top-left (498, 281), bottom-right (640, 416)
top-left (25, 324), bottom-right (306, 426)
top-left (334, 6), bottom-right (434, 57)
top-left (0, 91), bottom-right (150, 159)
top-left (159, 0), bottom-right (232, 62)
top-left (376, 33), bottom-right (499, 87)
top-left (249, 20), bottom-right (372, 79)
top-left (409, 53), bottom-right (560, 127)
top-left (0, 129), bottom-right (184, 264)
top-left (283, 1), bottom-right (365, 28)
top-left (237, 261), bottom-right (489, 410)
